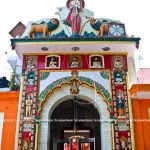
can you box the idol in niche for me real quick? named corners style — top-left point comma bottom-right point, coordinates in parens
top-left (119, 136), bottom-right (128, 150)
top-left (26, 71), bottom-right (35, 86)
top-left (112, 56), bottom-right (125, 69)
top-left (116, 94), bottom-right (125, 117)
top-left (26, 57), bottom-right (37, 70)
top-left (114, 70), bottom-right (123, 83)
top-left (69, 55), bottom-right (82, 68)
top-left (46, 55), bottom-right (60, 69)
top-left (90, 55), bottom-right (104, 68)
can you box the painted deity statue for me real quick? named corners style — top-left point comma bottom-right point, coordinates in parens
top-left (92, 57), bottom-right (102, 68)
top-left (70, 57), bottom-right (79, 68)
top-left (64, 136), bottom-right (90, 150)
top-left (27, 71), bottom-right (35, 86)
top-left (22, 140), bottom-right (30, 150)
top-left (116, 95), bottom-right (125, 117)
top-left (70, 79), bottom-right (80, 94)
top-left (49, 57), bottom-right (57, 68)
top-left (25, 94), bottom-right (33, 117)
top-left (64, 0), bottom-right (85, 36)
top-left (120, 137), bottom-right (128, 150)
top-left (114, 58), bottom-right (123, 69)
top-left (27, 58), bottom-right (35, 69)
top-left (114, 70), bottom-right (123, 83)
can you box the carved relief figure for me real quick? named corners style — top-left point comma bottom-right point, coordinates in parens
top-left (46, 55), bottom-right (60, 69)
top-left (70, 56), bottom-right (82, 68)
top-left (116, 94), bottom-right (125, 117)
top-left (114, 59), bottom-right (123, 69)
top-left (120, 136), bottom-right (128, 150)
top-left (49, 58), bottom-right (57, 68)
top-left (64, 0), bottom-right (85, 35)
top-left (27, 71), bottom-right (35, 86)
top-left (118, 122), bottom-right (128, 131)
top-left (70, 79), bottom-right (80, 94)
top-left (23, 122), bottom-right (32, 132)
top-left (26, 57), bottom-right (37, 69)
top-left (114, 57), bottom-right (124, 69)
top-left (70, 57), bottom-right (79, 68)
top-left (25, 93), bottom-right (33, 117)
top-left (27, 58), bottom-right (35, 69)
top-left (71, 70), bottom-right (78, 78)
top-left (29, 18), bottom-right (59, 37)
top-left (114, 70), bottom-right (123, 83)
top-left (92, 58), bottom-right (102, 68)
top-left (22, 139), bottom-right (31, 150)
top-left (90, 55), bottom-right (104, 68)
top-left (90, 18), bottom-right (108, 36)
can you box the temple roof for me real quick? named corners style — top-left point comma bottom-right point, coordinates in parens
top-left (10, 0), bottom-right (140, 39)
top-left (10, 0), bottom-right (140, 57)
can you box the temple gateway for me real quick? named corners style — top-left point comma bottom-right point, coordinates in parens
top-left (10, 0), bottom-right (140, 149)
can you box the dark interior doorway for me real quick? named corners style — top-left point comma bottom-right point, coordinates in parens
top-left (49, 98), bottom-right (101, 150)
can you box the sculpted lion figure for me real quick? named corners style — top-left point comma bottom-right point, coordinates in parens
top-left (29, 18), bottom-right (59, 38)
top-left (90, 18), bottom-right (108, 36)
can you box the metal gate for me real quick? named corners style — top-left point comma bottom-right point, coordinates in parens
top-left (53, 138), bottom-right (95, 150)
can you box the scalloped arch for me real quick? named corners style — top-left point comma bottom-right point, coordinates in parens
top-left (38, 76), bottom-right (112, 113)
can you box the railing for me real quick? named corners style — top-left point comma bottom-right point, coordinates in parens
top-left (53, 138), bottom-right (95, 150)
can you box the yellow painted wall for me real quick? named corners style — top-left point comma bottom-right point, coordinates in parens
top-left (0, 91), bottom-right (19, 150)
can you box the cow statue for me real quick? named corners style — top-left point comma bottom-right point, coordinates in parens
top-left (29, 18), bottom-right (59, 38)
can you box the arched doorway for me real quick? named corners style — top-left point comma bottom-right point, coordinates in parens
top-left (49, 97), bottom-right (101, 150)
top-left (38, 85), bottom-right (112, 150)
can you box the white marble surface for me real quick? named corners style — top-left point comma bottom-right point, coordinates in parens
top-left (39, 85), bottom-right (112, 150)
top-left (39, 71), bottom-right (111, 95)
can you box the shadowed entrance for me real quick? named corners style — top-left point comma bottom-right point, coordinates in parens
top-left (49, 98), bottom-right (101, 150)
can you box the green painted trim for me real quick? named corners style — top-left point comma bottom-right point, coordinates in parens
top-left (38, 76), bottom-right (112, 112)
top-left (11, 37), bottom-right (141, 46)
top-left (100, 70), bottom-right (110, 80)
top-left (40, 72), bottom-right (50, 81)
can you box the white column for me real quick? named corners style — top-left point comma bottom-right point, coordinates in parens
top-left (127, 57), bottom-right (137, 86)
top-left (0, 112), bottom-right (4, 150)
top-left (101, 121), bottom-right (112, 150)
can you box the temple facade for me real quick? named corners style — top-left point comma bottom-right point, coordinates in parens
top-left (4, 0), bottom-right (144, 149)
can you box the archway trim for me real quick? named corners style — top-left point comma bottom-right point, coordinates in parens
top-left (38, 84), bottom-right (112, 150)
top-left (38, 76), bottom-right (112, 113)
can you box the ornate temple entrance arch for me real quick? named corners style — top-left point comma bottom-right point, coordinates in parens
top-left (37, 79), bottom-right (112, 150)
top-left (49, 98), bottom-right (101, 150)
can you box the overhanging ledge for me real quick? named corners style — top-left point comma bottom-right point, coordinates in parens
top-left (10, 37), bottom-right (141, 59)
top-left (11, 37), bottom-right (141, 48)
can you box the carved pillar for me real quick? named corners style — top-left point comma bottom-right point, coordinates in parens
top-left (17, 56), bottom-right (39, 150)
top-left (111, 55), bottom-right (132, 150)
